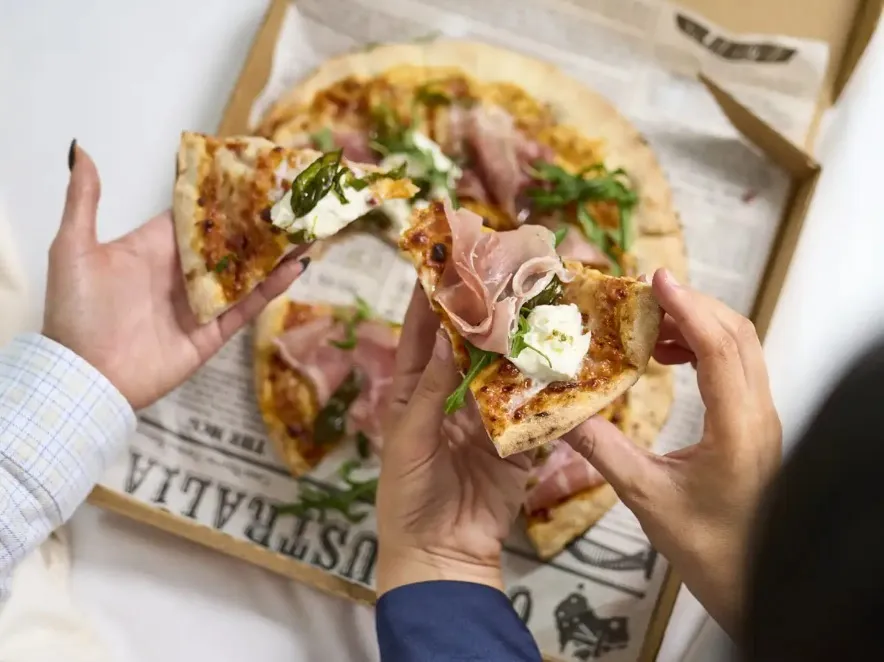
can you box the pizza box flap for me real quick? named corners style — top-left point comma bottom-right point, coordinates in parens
top-left (683, 0), bottom-right (882, 103)
top-left (699, 74), bottom-right (819, 177)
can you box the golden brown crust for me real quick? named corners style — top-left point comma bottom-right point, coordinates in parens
top-left (173, 132), bottom-right (417, 324)
top-left (254, 297), bottom-right (331, 476)
top-left (400, 204), bottom-right (663, 458)
top-left (525, 484), bottom-right (621, 559)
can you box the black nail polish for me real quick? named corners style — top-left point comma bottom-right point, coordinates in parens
top-left (68, 139), bottom-right (77, 171)
top-left (299, 257), bottom-right (311, 270)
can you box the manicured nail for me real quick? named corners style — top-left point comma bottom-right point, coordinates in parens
top-left (434, 329), bottom-right (451, 360)
top-left (299, 257), bottom-right (311, 270)
top-left (68, 139), bottom-right (77, 171)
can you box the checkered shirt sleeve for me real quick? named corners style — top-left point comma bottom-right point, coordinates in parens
top-left (0, 333), bottom-right (135, 598)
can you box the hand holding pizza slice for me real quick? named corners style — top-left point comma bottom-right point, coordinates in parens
top-left (401, 200), bottom-right (662, 457)
top-left (173, 132), bottom-right (417, 323)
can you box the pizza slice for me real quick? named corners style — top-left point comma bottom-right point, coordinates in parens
top-left (173, 131), bottom-right (417, 323)
top-left (400, 200), bottom-right (662, 457)
top-left (254, 296), bottom-right (399, 477)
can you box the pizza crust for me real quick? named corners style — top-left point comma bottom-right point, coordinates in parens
top-left (254, 296), bottom-right (323, 477)
top-left (173, 132), bottom-right (232, 323)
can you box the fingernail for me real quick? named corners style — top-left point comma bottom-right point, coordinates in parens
top-left (68, 139), bottom-right (77, 171)
top-left (434, 329), bottom-right (451, 360)
top-left (661, 268), bottom-right (679, 287)
top-left (299, 257), bottom-right (311, 271)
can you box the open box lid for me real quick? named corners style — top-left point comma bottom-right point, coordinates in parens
top-left (680, 0), bottom-right (882, 104)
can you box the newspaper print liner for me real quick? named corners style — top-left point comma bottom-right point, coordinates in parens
top-left (258, 39), bottom-right (688, 556)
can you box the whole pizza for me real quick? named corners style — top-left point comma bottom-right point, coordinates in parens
top-left (253, 41), bottom-right (687, 558)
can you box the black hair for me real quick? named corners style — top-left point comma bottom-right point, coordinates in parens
top-left (742, 338), bottom-right (884, 661)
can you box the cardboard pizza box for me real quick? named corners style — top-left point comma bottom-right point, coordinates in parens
top-left (88, 1), bottom-right (883, 660)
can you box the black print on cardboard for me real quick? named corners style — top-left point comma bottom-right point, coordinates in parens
top-left (676, 13), bottom-right (796, 64)
top-left (555, 591), bottom-right (629, 660)
top-left (509, 586), bottom-right (533, 624)
top-left (567, 539), bottom-right (658, 579)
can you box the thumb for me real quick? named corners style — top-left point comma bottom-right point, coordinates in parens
top-left (563, 417), bottom-right (659, 506)
top-left (57, 141), bottom-right (101, 251)
top-left (389, 330), bottom-right (460, 458)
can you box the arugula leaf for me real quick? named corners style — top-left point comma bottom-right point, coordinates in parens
top-left (356, 431), bottom-right (371, 459)
top-left (509, 305), bottom-right (553, 368)
top-left (349, 162), bottom-right (408, 191)
top-left (310, 127), bottom-right (336, 152)
top-left (330, 296), bottom-right (374, 350)
top-left (553, 226), bottom-right (568, 248)
top-left (414, 84), bottom-right (451, 108)
top-left (313, 370), bottom-right (364, 445)
top-left (276, 460), bottom-right (377, 523)
top-left (444, 342), bottom-right (498, 414)
top-left (213, 253), bottom-right (235, 273)
top-left (527, 160), bottom-right (638, 270)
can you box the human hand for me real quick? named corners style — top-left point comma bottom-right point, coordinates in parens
top-left (42, 143), bottom-right (309, 410)
top-left (564, 269), bottom-right (782, 635)
top-left (376, 286), bottom-right (531, 595)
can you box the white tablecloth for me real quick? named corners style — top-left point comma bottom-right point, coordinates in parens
top-left (1, 2), bottom-right (883, 660)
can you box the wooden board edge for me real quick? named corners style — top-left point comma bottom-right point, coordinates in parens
top-left (87, 485), bottom-right (377, 605)
top-left (217, 0), bottom-right (290, 136)
top-left (833, 0), bottom-right (884, 101)
top-left (638, 567), bottom-right (683, 662)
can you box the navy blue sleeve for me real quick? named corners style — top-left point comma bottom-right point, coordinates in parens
top-left (376, 580), bottom-right (542, 661)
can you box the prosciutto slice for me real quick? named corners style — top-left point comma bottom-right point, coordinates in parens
top-left (466, 105), bottom-right (553, 222)
top-left (539, 216), bottom-right (612, 269)
top-left (333, 129), bottom-right (377, 163)
top-left (433, 202), bottom-right (573, 355)
top-left (455, 168), bottom-right (489, 203)
top-left (273, 314), bottom-right (397, 451)
top-left (525, 440), bottom-right (606, 514)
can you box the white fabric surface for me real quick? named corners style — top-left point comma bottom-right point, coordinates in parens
top-left (0, 2), bottom-right (882, 661)
top-left (0, 191), bottom-right (110, 660)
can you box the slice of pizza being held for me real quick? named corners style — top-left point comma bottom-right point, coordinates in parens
top-left (401, 200), bottom-right (662, 457)
top-left (255, 296), bottom-right (399, 477)
top-left (173, 131), bottom-right (417, 323)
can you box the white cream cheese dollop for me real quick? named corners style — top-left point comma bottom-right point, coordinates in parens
top-left (507, 304), bottom-right (591, 386)
top-left (269, 160), bottom-right (376, 241)
top-left (376, 131), bottom-right (461, 234)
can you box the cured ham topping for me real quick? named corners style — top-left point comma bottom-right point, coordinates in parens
top-left (539, 216), bottom-right (612, 269)
top-left (525, 441), bottom-right (606, 514)
top-left (432, 201), bottom-right (573, 355)
top-left (466, 105), bottom-right (552, 222)
top-left (333, 129), bottom-right (377, 163)
top-left (273, 312), bottom-right (397, 451)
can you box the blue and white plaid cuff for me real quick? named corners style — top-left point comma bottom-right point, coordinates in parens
top-left (0, 333), bottom-right (135, 590)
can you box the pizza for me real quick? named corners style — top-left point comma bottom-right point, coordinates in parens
top-left (401, 200), bottom-right (662, 458)
top-left (173, 131), bottom-right (417, 323)
top-left (254, 40), bottom-right (688, 554)
top-left (254, 296), bottom-right (399, 476)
